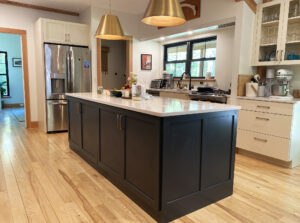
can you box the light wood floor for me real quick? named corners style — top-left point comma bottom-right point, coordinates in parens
top-left (0, 108), bottom-right (300, 223)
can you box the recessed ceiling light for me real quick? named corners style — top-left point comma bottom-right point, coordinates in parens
top-left (188, 31), bottom-right (193, 35)
top-left (160, 37), bottom-right (165, 41)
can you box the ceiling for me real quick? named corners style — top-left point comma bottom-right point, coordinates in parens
top-left (10, 0), bottom-right (150, 15)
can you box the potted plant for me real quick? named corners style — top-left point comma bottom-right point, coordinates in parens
top-left (0, 81), bottom-right (7, 109)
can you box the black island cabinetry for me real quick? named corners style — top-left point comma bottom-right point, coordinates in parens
top-left (67, 96), bottom-right (238, 222)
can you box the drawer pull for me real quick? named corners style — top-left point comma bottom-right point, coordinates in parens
top-left (119, 115), bottom-right (123, 131)
top-left (254, 137), bottom-right (268, 143)
top-left (117, 114), bottom-right (120, 129)
top-left (257, 105), bottom-right (270, 109)
top-left (256, 117), bottom-right (270, 121)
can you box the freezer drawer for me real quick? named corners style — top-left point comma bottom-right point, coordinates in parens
top-left (47, 100), bottom-right (68, 132)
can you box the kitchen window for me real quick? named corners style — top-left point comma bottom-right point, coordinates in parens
top-left (164, 37), bottom-right (217, 78)
top-left (0, 51), bottom-right (9, 97)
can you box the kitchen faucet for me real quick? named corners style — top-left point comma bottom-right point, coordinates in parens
top-left (180, 72), bottom-right (193, 90)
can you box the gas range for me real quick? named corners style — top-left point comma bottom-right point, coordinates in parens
top-left (189, 91), bottom-right (228, 104)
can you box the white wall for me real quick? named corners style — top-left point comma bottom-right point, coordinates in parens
top-left (0, 4), bottom-right (79, 121)
top-left (230, 3), bottom-right (256, 103)
top-left (160, 26), bottom-right (235, 91)
top-left (133, 40), bottom-right (162, 88)
top-left (0, 33), bottom-right (24, 104)
top-left (101, 40), bottom-right (127, 89)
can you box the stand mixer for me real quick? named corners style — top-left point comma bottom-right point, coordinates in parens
top-left (270, 69), bottom-right (294, 100)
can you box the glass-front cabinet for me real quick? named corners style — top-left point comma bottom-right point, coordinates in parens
top-left (253, 0), bottom-right (300, 66)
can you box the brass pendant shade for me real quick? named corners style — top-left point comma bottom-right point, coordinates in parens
top-left (96, 14), bottom-right (125, 40)
top-left (142, 0), bottom-right (186, 27)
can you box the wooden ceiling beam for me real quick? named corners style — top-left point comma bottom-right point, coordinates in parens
top-left (235, 0), bottom-right (257, 14)
top-left (0, 0), bottom-right (80, 16)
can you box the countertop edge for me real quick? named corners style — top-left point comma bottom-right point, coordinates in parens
top-left (236, 96), bottom-right (300, 104)
top-left (66, 93), bottom-right (241, 117)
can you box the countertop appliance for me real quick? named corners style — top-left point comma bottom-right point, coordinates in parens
top-left (190, 87), bottom-right (228, 104)
top-left (150, 79), bottom-right (164, 89)
top-left (271, 69), bottom-right (293, 99)
top-left (45, 43), bottom-right (92, 132)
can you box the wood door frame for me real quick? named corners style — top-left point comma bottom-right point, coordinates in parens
top-left (97, 36), bottom-right (133, 87)
top-left (0, 27), bottom-right (32, 128)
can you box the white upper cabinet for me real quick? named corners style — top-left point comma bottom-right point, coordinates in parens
top-left (65, 23), bottom-right (90, 46)
top-left (42, 19), bottom-right (90, 46)
top-left (252, 0), bottom-right (300, 66)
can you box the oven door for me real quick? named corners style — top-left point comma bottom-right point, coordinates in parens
top-left (46, 100), bottom-right (68, 132)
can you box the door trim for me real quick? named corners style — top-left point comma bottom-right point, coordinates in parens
top-left (0, 27), bottom-right (32, 128)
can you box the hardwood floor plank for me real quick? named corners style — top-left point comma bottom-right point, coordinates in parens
top-left (0, 108), bottom-right (299, 223)
top-left (1, 151), bottom-right (29, 223)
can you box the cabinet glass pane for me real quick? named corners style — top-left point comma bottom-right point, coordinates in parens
top-left (288, 0), bottom-right (300, 18)
top-left (259, 4), bottom-right (281, 62)
top-left (284, 1), bottom-right (300, 61)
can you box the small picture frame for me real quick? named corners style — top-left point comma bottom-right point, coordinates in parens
top-left (12, 58), bottom-right (22, 67)
top-left (141, 54), bottom-right (152, 70)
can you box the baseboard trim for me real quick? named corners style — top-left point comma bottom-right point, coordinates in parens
top-left (3, 103), bottom-right (24, 108)
top-left (238, 148), bottom-right (292, 168)
top-left (29, 121), bottom-right (39, 128)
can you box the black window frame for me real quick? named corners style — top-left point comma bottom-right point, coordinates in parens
top-left (164, 36), bottom-right (217, 79)
top-left (0, 51), bottom-right (9, 97)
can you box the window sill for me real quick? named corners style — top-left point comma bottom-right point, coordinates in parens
top-left (174, 78), bottom-right (216, 82)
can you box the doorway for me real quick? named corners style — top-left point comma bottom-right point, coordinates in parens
top-left (101, 40), bottom-right (127, 89)
top-left (0, 28), bottom-right (31, 128)
top-left (97, 37), bottom-right (133, 88)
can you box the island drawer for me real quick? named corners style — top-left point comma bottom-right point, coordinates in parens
top-left (237, 99), bottom-right (294, 116)
top-left (238, 110), bottom-right (292, 139)
top-left (237, 129), bottom-right (291, 161)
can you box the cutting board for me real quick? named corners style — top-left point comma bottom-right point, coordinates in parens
top-left (237, 75), bottom-right (253, 96)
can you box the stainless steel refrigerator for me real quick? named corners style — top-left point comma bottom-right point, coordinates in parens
top-left (44, 43), bottom-right (92, 132)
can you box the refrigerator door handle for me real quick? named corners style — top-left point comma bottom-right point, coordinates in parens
top-left (66, 51), bottom-right (71, 92)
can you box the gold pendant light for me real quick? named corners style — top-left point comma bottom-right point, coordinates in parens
top-left (142, 0), bottom-right (186, 27)
top-left (96, 0), bottom-right (125, 40)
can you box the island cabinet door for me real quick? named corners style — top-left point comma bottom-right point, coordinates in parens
top-left (161, 111), bottom-right (238, 221)
top-left (81, 102), bottom-right (99, 165)
top-left (99, 106), bottom-right (125, 179)
top-left (68, 100), bottom-right (82, 150)
top-left (124, 112), bottom-right (161, 211)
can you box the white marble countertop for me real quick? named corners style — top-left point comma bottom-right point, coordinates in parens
top-left (67, 93), bottom-right (240, 117)
top-left (237, 96), bottom-right (300, 104)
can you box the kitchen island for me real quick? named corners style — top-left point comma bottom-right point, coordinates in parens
top-left (66, 92), bottom-right (240, 222)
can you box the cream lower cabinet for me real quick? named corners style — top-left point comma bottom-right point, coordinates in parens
top-left (236, 98), bottom-right (300, 168)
